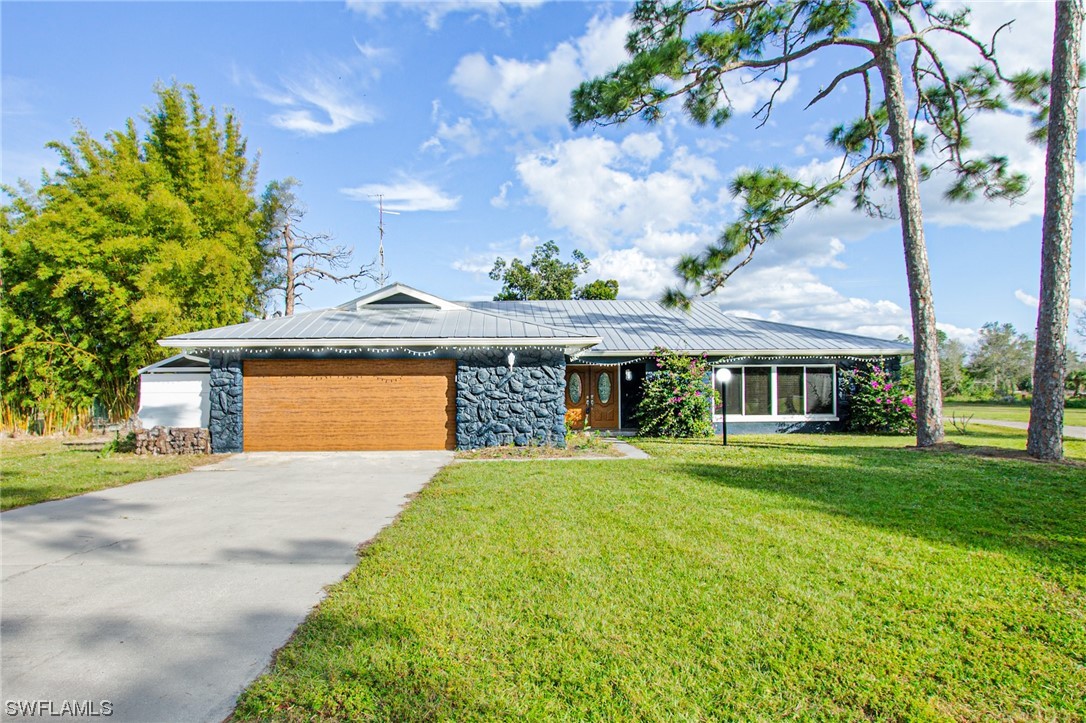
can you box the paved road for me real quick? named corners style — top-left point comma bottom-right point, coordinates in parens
top-left (1, 451), bottom-right (452, 722)
top-left (948, 417), bottom-right (1086, 440)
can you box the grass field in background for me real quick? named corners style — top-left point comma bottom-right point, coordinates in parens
top-left (944, 400), bottom-right (1086, 426)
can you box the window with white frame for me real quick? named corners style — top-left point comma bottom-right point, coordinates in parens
top-left (714, 365), bottom-right (837, 420)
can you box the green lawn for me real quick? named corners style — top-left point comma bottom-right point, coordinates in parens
top-left (236, 428), bottom-right (1086, 721)
top-left (945, 400), bottom-right (1086, 427)
top-left (0, 438), bottom-right (221, 511)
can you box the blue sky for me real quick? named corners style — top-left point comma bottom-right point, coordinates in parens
top-left (3, 0), bottom-right (1084, 349)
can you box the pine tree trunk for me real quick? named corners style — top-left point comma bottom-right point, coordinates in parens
top-left (1027, 0), bottom-right (1083, 461)
top-left (869, 3), bottom-right (944, 447)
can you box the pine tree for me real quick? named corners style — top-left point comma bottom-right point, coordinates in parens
top-left (1026, 0), bottom-right (1083, 461)
top-left (571, 0), bottom-right (1027, 447)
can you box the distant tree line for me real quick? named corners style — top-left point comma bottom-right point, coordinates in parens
top-left (936, 323), bottom-right (1086, 401)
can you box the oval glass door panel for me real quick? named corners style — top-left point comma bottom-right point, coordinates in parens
top-left (568, 373), bottom-right (583, 403)
top-left (597, 372), bottom-right (612, 403)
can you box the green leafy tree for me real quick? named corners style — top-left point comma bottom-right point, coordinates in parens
top-left (489, 240), bottom-right (619, 300)
top-left (570, 0), bottom-right (1028, 448)
top-left (938, 330), bottom-right (968, 397)
top-left (1025, 0), bottom-right (1083, 460)
top-left (1067, 369), bottom-right (1086, 398)
top-left (260, 178), bottom-right (377, 316)
top-left (636, 348), bottom-right (717, 437)
top-left (576, 278), bottom-right (620, 300)
top-left (1, 82), bottom-right (266, 430)
top-left (967, 322), bottom-right (1035, 398)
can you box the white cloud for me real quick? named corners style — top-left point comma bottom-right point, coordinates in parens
top-left (1015, 289), bottom-right (1039, 308)
top-left (918, 113), bottom-right (1053, 230)
top-left (620, 132), bottom-right (664, 162)
top-left (723, 72), bottom-right (800, 116)
top-left (236, 51), bottom-right (381, 135)
top-left (452, 253), bottom-right (497, 274)
top-left (930, 2), bottom-right (1065, 79)
top-left (711, 247), bottom-right (912, 340)
top-left (490, 181), bottom-right (513, 208)
top-left (505, 133), bottom-right (907, 337)
top-left (340, 178), bottom-right (460, 212)
top-left (591, 247), bottom-right (678, 299)
top-left (449, 14), bottom-right (629, 130)
top-left (516, 135), bottom-right (718, 251)
top-left (347, 0), bottom-right (545, 31)
top-left (937, 322), bottom-right (980, 347)
top-left (452, 234), bottom-right (540, 275)
top-left (420, 116), bottom-right (483, 156)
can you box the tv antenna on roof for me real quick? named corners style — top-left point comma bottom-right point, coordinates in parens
top-left (370, 194), bottom-right (399, 286)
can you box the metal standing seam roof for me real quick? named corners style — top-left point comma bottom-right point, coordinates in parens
top-left (159, 306), bottom-right (601, 347)
top-left (158, 280), bottom-right (909, 356)
top-left (463, 300), bottom-right (912, 355)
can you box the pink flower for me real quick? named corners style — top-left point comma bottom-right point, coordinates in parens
top-left (871, 381), bottom-right (880, 389)
top-left (911, 412), bottom-right (917, 420)
top-left (903, 396), bottom-right (914, 407)
top-left (875, 397), bottom-right (883, 404)
top-left (883, 383), bottom-right (892, 391)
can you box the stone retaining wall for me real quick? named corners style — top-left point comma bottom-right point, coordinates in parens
top-left (134, 426), bottom-right (211, 455)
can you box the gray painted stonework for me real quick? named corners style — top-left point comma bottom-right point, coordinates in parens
top-left (208, 354), bottom-right (243, 453)
top-left (455, 348), bottom-right (566, 449)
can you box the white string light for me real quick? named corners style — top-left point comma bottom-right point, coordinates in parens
top-left (194, 347), bottom-right (895, 365)
top-left (195, 345), bottom-right (568, 355)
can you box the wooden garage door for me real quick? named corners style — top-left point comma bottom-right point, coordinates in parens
top-left (243, 359), bottom-right (456, 451)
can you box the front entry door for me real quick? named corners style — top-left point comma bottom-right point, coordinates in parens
top-left (565, 366), bottom-right (619, 430)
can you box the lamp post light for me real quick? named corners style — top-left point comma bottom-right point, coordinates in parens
top-left (715, 367), bottom-right (732, 447)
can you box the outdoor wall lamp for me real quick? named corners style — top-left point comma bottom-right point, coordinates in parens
top-left (624, 368), bottom-right (633, 382)
top-left (507, 352), bottom-right (516, 372)
top-left (715, 367), bottom-right (733, 447)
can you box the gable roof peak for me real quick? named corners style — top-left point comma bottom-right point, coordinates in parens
top-left (338, 283), bottom-right (464, 311)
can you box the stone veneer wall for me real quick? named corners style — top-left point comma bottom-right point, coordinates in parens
top-left (208, 353), bottom-right (243, 453)
top-left (455, 348), bottom-right (566, 449)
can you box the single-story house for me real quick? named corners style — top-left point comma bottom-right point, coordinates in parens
top-left (153, 282), bottom-right (911, 453)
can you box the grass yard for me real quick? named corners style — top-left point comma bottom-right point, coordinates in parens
top-left (0, 438), bottom-right (221, 511)
top-left (944, 400), bottom-right (1086, 427)
top-left (236, 427), bottom-right (1086, 721)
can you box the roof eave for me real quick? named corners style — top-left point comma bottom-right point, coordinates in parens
top-left (573, 348), bottom-right (912, 358)
top-left (159, 336), bottom-right (602, 350)
top-left (136, 352), bottom-right (211, 374)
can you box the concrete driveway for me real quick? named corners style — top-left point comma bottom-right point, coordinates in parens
top-left (1, 451), bottom-right (451, 722)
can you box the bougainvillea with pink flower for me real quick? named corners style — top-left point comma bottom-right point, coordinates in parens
top-left (636, 347), bottom-right (718, 437)
top-left (842, 363), bottom-right (917, 434)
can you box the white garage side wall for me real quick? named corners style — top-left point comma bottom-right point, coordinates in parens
top-left (138, 373), bottom-right (211, 428)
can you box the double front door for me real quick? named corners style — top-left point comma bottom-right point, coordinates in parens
top-left (564, 365), bottom-right (618, 430)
